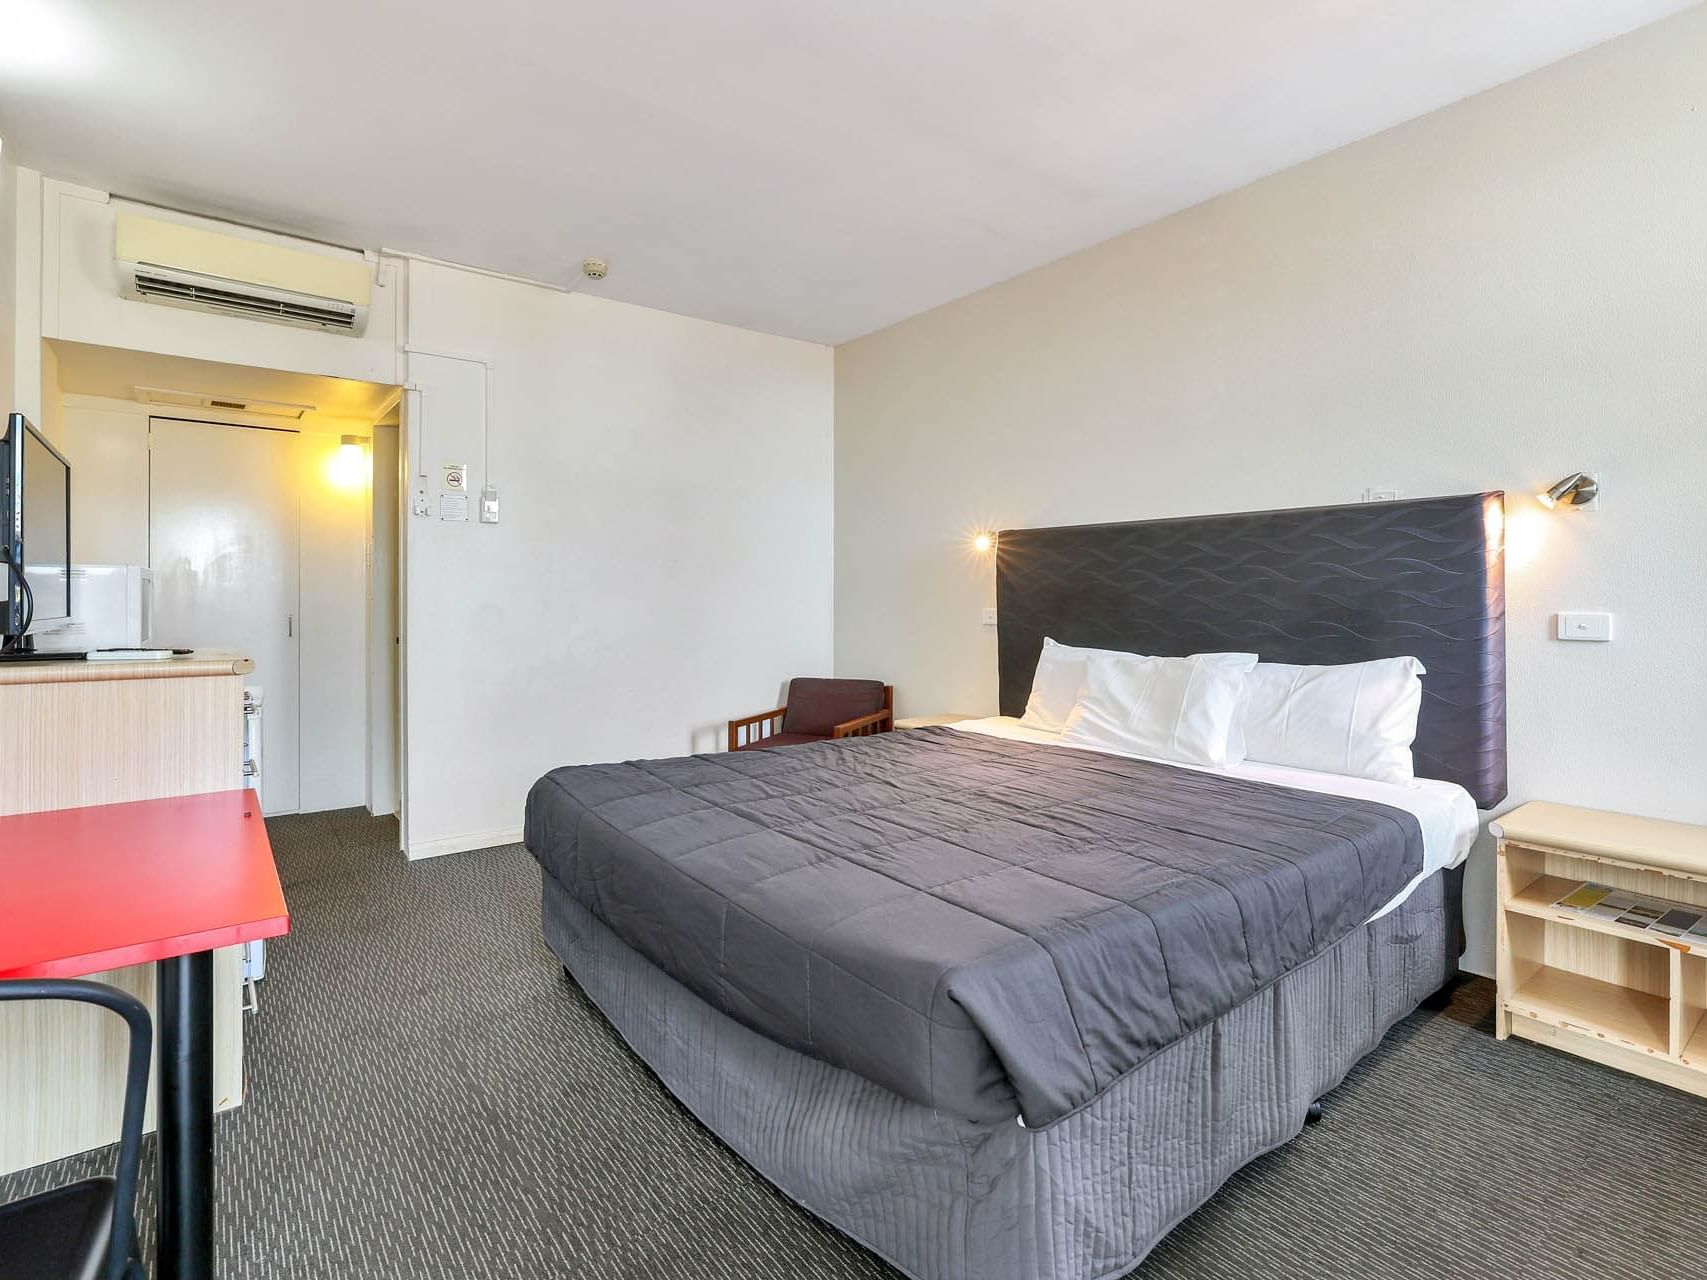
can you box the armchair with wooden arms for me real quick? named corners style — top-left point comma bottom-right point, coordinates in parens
top-left (727, 678), bottom-right (894, 751)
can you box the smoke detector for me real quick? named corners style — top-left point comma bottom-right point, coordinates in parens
top-left (581, 257), bottom-right (608, 281)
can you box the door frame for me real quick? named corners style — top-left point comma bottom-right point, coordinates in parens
top-left (394, 389), bottom-right (419, 852)
top-left (365, 422), bottom-right (402, 820)
top-left (150, 412), bottom-right (402, 820)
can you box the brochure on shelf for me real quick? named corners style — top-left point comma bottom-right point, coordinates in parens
top-left (1551, 881), bottom-right (1706, 945)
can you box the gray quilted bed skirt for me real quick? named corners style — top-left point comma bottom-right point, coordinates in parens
top-left (541, 866), bottom-right (1451, 1280)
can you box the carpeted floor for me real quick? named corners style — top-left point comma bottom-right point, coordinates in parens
top-left (5, 808), bottom-right (1704, 1279)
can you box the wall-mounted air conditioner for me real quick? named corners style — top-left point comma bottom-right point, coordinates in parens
top-left (115, 211), bottom-right (371, 335)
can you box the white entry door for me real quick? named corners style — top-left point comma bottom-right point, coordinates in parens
top-left (149, 418), bottom-right (301, 813)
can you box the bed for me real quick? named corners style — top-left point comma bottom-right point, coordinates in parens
top-left (525, 492), bottom-right (1507, 1280)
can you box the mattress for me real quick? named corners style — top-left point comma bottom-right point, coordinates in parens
top-left (542, 860), bottom-right (1455, 1280)
top-left (524, 727), bottom-right (1431, 1128)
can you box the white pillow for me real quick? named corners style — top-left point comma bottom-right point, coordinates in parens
top-left (1019, 637), bottom-right (1136, 734)
top-left (1060, 651), bottom-right (1258, 769)
top-left (1234, 657), bottom-right (1425, 783)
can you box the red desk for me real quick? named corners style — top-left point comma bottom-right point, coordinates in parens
top-left (0, 789), bottom-right (289, 1280)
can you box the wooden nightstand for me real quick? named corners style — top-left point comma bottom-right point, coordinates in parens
top-left (1493, 801), bottom-right (1707, 1098)
top-left (894, 714), bottom-right (978, 730)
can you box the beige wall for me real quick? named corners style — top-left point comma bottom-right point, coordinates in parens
top-left (834, 8), bottom-right (1707, 977)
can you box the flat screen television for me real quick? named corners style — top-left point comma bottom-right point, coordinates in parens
top-left (1, 412), bottom-right (73, 649)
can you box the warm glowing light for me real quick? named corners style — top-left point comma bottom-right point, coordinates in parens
top-left (1504, 505), bottom-right (1548, 572)
top-left (972, 532), bottom-right (994, 554)
top-left (327, 435), bottom-right (369, 489)
top-left (1483, 498), bottom-right (1505, 557)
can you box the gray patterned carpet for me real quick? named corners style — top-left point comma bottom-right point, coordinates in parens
top-left (5, 808), bottom-right (1704, 1278)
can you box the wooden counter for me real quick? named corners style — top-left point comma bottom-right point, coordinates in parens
top-left (0, 650), bottom-right (252, 1174)
top-left (0, 650), bottom-right (252, 817)
top-left (0, 650), bottom-right (253, 685)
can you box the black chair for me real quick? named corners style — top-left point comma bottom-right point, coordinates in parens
top-left (0, 980), bottom-right (150, 1280)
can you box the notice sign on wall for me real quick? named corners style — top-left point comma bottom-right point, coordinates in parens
top-left (442, 462), bottom-right (468, 491)
top-left (439, 492), bottom-right (470, 522)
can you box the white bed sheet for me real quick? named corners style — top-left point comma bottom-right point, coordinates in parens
top-left (948, 716), bottom-right (1477, 920)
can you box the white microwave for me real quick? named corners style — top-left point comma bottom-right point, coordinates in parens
top-left (60, 564), bottom-right (153, 649)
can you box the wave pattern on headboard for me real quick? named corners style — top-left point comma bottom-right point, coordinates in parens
top-left (996, 492), bottom-right (1507, 807)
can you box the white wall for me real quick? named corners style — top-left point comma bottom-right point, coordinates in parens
top-left (401, 261), bottom-right (833, 858)
top-left (55, 395), bottom-right (375, 813)
top-left (0, 143), bottom-right (17, 414)
top-left (2, 162), bottom-right (46, 433)
top-left (37, 338), bottom-right (62, 446)
top-left (58, 398), bottom-right (148, 563)
top-left (296, 429), bottom-right (371, 812)
top-left (834, 9), bottom-right (1707, 978)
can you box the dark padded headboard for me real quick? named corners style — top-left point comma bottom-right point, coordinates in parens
top-left (996, 492), bottom-right (1507, 807)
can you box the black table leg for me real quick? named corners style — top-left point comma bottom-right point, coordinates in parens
top-left (157, 949), bottom-right (214, 1280)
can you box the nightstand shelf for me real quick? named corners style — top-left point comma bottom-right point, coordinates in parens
top-left (1506, 966), bottom-right (1671, 1057)
top-left (1681, 951), bottom-right (1707, 1068)
top-left (1505, 874), bottom-right (1695, 949)
top-left (1683, 1015), bottom-right (1707, 1069)
top-left (1494, 801), bottom-right (1707, 1099)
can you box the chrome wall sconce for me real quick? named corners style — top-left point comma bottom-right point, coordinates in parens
top-left (1536, 472), bottom-right (1598, 510)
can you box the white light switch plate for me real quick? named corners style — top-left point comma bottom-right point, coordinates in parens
top-left (1556, 612), bottom-right (1613, 642)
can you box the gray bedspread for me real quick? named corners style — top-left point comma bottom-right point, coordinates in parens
top-left (523, 727), bottom-right (1422, 1128)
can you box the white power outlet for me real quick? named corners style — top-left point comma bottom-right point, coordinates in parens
top-left (1362, 486), bottom-right (1401, 503)
top-left (411, 487), bottom-right (431, 517)
top-left (981, 608), bottom-right (998, 627)
top-left (1556, 612), bottom-right (1613, 642)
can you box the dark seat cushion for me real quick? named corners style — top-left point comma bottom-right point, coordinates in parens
top-left (737, 731), bottom-right (825, 751)
top-left (781, 678), bottom-right (885, 736)
top-left (0, 1177), bottom-right (114, 1280)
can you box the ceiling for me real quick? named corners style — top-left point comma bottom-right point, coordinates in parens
top-left (50, 341), bottom-right (400, 430)
top-left (0, 1), bottom-right (1697, 345)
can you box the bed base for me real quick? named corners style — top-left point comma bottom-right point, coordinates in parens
top-left (542, 865), bottom-right (1458, 1280)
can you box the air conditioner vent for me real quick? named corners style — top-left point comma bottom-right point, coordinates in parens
top-left (131, 270), bottom-right (360, 331)
top-left (131, 385), bottom-right (315, 420)
top-left (115, 211), bottom-right (371, 336)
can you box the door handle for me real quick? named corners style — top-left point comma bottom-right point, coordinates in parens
top-left (288, 614), bottom-right (293, 638)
